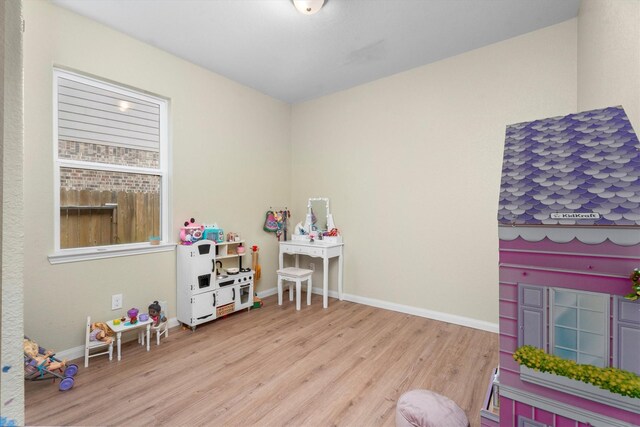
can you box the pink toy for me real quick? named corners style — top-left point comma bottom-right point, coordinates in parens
top-left (180, 218), bottom-right (204, 245)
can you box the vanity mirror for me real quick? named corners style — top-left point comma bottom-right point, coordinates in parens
top-left (307, 198), bottom-right (329, 233)
top-left (292, 197), bottom-right (340, 242)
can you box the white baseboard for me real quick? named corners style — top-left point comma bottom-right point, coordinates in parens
top-left (341, 293), bottom-right (499, 333)
top-left (256, 287), bottom-right (279, 298)
top-left (260, 286), bottom-right (499, 333)
top-left (55, 317), bottom-right (181, 362)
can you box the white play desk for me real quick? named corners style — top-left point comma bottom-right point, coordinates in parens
top-left (278, 240), bottom-right (344, 308)
top-left (106, 317), bottom-right (153, 361)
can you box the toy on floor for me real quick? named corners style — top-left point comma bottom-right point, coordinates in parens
top-left (89, 322), bottom-right (114, 344)
top-left (252, 293), bottom-right (263, 309)
top-left (23, 336), bottom-right (78, 391)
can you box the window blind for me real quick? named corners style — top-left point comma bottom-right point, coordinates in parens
top-left (57, 77), bottom-right (160, 152)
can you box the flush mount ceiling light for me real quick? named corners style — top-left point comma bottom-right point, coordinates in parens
top-left (293, 0), bottom-right (325, 15)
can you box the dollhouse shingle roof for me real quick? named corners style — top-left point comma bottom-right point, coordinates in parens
top-left (499, 106), bottom-right (640, 226)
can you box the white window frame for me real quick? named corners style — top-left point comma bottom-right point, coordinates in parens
top-left (549, 288), bottom-right (610, 367)
top-left (49, 69), bottom-right (173, 264)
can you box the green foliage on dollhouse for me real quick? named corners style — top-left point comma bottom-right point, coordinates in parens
top-left (624, 268), bottom-right (640, 301)
top-left (514, 346), bottom-right (640, 398)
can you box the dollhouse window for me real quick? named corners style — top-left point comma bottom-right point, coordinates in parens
top-left (49, 69), bottom-right (170, 263)
top-left (550, 289), bottom-right (609, 367)
top-left (519, 285), bottom-right (613, 367)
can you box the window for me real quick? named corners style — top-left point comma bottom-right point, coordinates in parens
top-left (517, 285), bottom-right (639, 410)
top-left (550, 289), bottom-right (608, 367)
top-left (50, 69), bottom-right (170, 263)
top-left (519, 285), bottom-right (610, 367)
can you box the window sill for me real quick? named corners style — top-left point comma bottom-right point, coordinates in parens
top-left (48, 242), bottom-right (176, 265)
top-left (519, 365), bottom-right (639, 414)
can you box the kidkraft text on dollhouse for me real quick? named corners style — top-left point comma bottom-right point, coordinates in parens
top-left (487, 106), bottom-right (640, 427)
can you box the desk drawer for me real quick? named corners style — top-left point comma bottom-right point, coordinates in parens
top-left (281, 244), bottom-right (297, 254)
top-left (306, 247), bottom-right (323, 257)
top-left (282, 244), bottom-right (324, 257)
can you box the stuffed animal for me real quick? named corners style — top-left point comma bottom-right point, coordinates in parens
top-left (90, 322), bottom-right (114, 344)
top-left (23, 337), bottom-right (66, 371)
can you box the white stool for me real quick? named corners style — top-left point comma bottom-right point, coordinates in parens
top-left (277, 267), bottom-right (313, 310)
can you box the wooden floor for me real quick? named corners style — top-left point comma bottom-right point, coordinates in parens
top-left (26, 294), bottom-right (498, 427)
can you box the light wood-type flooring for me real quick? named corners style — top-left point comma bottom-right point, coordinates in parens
top-left (25, 294), bottom-right (498, 426)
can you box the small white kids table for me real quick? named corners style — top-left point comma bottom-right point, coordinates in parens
top-left (106, 317), bottom-right (154, 361)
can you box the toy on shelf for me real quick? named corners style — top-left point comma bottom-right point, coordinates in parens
top-left (323, 228), bottom-right (340, 237)
top-left (89, 322), bottom-right (113, 344)
top-left (180, 218), bottom-right (204, 245)
top-left (203, 223), bottom-right (224, 243)
top-left (23, 336), bottom-right (78, 391)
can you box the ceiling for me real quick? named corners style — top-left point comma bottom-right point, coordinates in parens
top-left (52, 0), bottom-right (580, 104)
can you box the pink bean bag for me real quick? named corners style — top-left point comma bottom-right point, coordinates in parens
top-left (396, 389), bottom-right (469, 427)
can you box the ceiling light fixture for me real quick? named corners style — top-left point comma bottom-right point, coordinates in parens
top-left (293, 0), bottom-right (325, 15)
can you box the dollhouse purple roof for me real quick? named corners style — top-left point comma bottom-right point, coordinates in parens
top-left (499, 106), bottom-right (640, 226)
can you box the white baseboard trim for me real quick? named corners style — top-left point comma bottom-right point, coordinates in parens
top-left (256, 287), bottom-right (279, 298)
top-left (260, 286), bottom-right (498, 333)
top-left (55, 317), bottom-right (181, 362)
top-left (342, 292), bottom-right (498, 333)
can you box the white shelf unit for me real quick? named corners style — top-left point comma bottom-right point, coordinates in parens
top-left (215, 240), bottom-right (246, 259)
top-left (177, 240), bottom-right (253, 331)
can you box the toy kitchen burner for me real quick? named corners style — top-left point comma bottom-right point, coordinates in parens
top-left (177, 240), bottom-right (254, 331)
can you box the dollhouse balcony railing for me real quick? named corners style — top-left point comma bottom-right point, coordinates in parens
top-left (519, 365), bottom-right (639, 414)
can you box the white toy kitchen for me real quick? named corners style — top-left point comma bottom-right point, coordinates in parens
top-left (177, 239), bottom-right (253, 330)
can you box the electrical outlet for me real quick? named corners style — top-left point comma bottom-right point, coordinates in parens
top-left (309, 263), bottom-right (315, 271)
top-left (112, 294), bottom-right (123, 310)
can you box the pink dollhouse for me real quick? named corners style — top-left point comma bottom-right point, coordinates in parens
top-left (488, 106), bottom-right (640, 427)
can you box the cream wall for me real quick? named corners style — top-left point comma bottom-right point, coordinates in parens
top-left (23, 0), bottom-right (291, 350)
top-left (578, 0), bottom-right (640, 130)
top-left (290, 20), bottom-right (578, 326)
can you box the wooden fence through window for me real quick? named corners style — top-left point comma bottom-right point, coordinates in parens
top-left (60, 189), bottom-right (160, 249)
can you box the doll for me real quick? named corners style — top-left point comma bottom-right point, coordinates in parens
top-left (148, 301), bottom-right (167, 327)
top-left (90, 322), bottom-right (114, 344)
top-left (23, 337), bottom-right (66, 371)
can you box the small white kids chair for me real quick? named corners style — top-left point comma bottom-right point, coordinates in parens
top-left (84, 316), bottom-right (113, 368)
top-left (149, 318), bottom-right (169, 345)
top-left (140, 301), bottom-right (169, 346)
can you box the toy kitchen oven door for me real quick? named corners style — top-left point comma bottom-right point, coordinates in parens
top-left (177, 240), bottom-right (217, 330)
